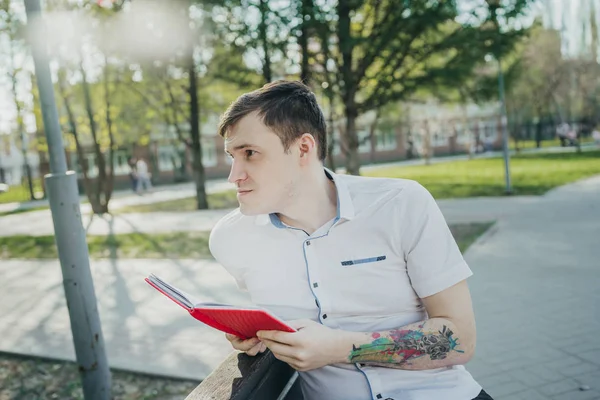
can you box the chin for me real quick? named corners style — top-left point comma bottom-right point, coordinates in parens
top-left (238, 196), bottom-right (276, 216)
top-left (238, 203), bottom-right (267, 216)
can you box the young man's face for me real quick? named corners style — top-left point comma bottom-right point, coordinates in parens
top-left (225, 112), bottom-right (301, 216)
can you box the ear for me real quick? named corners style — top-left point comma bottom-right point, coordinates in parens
top-left (297, 133), bottom-right (317, 163)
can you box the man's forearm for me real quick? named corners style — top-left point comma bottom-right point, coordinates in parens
top-left (341, 318), bottom-right (474, 370)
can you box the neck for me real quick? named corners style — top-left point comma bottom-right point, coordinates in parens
top-left (277, 166), bottom-right (338, 234)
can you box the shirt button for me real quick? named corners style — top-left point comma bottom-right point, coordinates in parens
top-left (322, 314), bottom-right (328, 319)
top-left (306, 240), bottom-right (311, 246)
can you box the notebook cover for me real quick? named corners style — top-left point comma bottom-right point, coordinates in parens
top-left (190, 308), bottom-right (296, 339)
top-left (145, 277), bottom-right (295, 339)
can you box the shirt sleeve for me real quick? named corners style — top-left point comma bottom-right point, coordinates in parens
top-left (209, 217), bottom-right (248, 291)
top-left (399, 182), bottom-right (473, 298)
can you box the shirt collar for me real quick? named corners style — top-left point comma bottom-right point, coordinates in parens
top-left (254, 168), bottom-right (355, 227)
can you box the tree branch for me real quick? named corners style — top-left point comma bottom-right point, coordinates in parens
top-left (361, 23), bottom-right (467, 112)
top-left (354, 1), bottom-right (407, 83)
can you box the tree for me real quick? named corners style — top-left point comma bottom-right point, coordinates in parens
top-left (0, 0), bottom-right (35, 199)
top-left (322, 0), bottom-right (533, 174)
top-left (207, 0), bottom-right (293, 83)
top-left (48, 0), bottom-right (135, 214)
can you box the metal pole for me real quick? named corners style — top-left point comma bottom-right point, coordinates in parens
top-left (497, 56), bottom-right (512, 194)
top-left (23, 1), bottom-right (111, 398)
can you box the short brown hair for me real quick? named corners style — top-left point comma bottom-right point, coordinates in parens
top-left (217, 80), bottom-right (327, 161)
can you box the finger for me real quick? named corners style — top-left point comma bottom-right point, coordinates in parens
top-left (259, 342), bottom-right (267, 353)
top-left (261, 338), bottom-right (297, 359)
top-left (286, 319), bottom-right (315, 330)
top-left (240, 338), bottom-right (261, 351)
top-left (232, 337), bottom-right (260, 351)
top-left (257, 330), bottom-right (297, 345)
top-left (271, 352), bottom-right (303, 370)
top-left (245, 342), bottom-right (262, 356)
top-left (225, 333), bottom-right (248, 343)
top-left (225, 333), bottom-right (236, 342)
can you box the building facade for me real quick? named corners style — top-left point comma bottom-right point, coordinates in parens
top-left (53, 102), bottom-right (506, 192)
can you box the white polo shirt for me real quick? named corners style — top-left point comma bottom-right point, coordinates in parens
top-left (209, 169), bottom-right (482, 400)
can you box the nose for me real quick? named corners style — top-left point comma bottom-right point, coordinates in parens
top-left (227, 159), bottom-right (248, 184)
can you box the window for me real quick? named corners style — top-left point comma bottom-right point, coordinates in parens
top-left (375, 128), bottom-right (397, 151)
top-left (202, 139), bottom-right (217, 167)
top-left (112, 150), bottom-right (130, 176)
top-left (86, 154), bottom-right (98, 178)
top-left (358, 129), bottom-right (371, 153)
top-left (158, 146), bottom-right (174, 172)
top-left (69, 152), bottom-right (81, 173)
top-left (485, 120), bottom-right (498, 140)
top-left (455, 123), bottom-right (469, 145)
top-left (430, 123), bottom-right (448, 147)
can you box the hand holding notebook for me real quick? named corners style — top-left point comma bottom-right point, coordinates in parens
top-left (145, 274), bottom-right (296, 339)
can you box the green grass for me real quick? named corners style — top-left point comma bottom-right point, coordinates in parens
top-left (116, 190), bottom-right (239, 213)
top-left (365, 150), bottom-right (600, 198)
top-left (0, 222), bottom-right (490, 259)
top-left (0, 180), bottom-right (44, 204)
top-left (509, 136), bottom-right (594, 150)
top-left (0, 231), bottom-right (212, 259)
top-left (451, 222), bottom-right (494, 253)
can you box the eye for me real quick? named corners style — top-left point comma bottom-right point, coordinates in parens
top-left (245, 149), bottom-right (256, 159)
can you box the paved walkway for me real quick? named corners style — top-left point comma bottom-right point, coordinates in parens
top-left (465, 175), bottom-right (600, 400)
top-left (0, 175), bottom-right (599, 399)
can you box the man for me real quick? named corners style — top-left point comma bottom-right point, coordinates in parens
top-left (209, 80), bottom-right (492, 400)
top-left (135, 157), bottom-right (152, 194)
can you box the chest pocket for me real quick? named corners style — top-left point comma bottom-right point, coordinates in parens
top-left (341, 255), bottom-right (387, 266)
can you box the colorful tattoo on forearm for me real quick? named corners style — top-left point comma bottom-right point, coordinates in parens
top-left (348, 324), bottom-right (464, 364)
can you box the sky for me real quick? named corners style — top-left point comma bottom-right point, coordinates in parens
top-left (0, 0), bottom-right (598, 137)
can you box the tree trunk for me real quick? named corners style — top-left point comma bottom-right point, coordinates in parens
top-left (80, 60), bottom-right (109, 214)
top-left (325, 93), bottom-right (336, 171)
top-left (535, 117), bottom-right (542, 148)
top-left (459, 101), bottom-right (473, 160)
top-left (57, 71), bottom-right (104, 214)
top-left (102, 56), bottom-right (115, 207)
top-left (299, 0), bottom-right (314, 85)
top-left (188, 54), bottom-right (209, 210)
top-left (406, 130), bottom-right (415, 160)
top-left (423, 121), bottom-right (432, 165)
top-left (344, 107), bottom-right (360, 175)
top-left (368, 108), bottom-right (380, 164)
top-left (258, 0), bottom-right (272, 83)
top-left (337, 0), bottom-right (360, 175)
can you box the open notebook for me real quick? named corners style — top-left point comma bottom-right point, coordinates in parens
top-left (145, 274), bottom-right (296, 339)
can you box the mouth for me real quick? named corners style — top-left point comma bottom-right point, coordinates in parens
top-left (237, 189), bottom-right (253, 196)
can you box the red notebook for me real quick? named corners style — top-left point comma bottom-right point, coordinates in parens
top-left (145, 274), bottom-right (296, 339)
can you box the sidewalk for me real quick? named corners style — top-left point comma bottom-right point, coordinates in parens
top-left (0, 178), bottom-right (234, 215)
top-left (0, 180), bottom-right (599, 399)
top-left (464, 175), bottom-right (600, 400)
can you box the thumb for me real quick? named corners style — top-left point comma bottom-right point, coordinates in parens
top-left (287, 318), bottom-right (318, 330)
